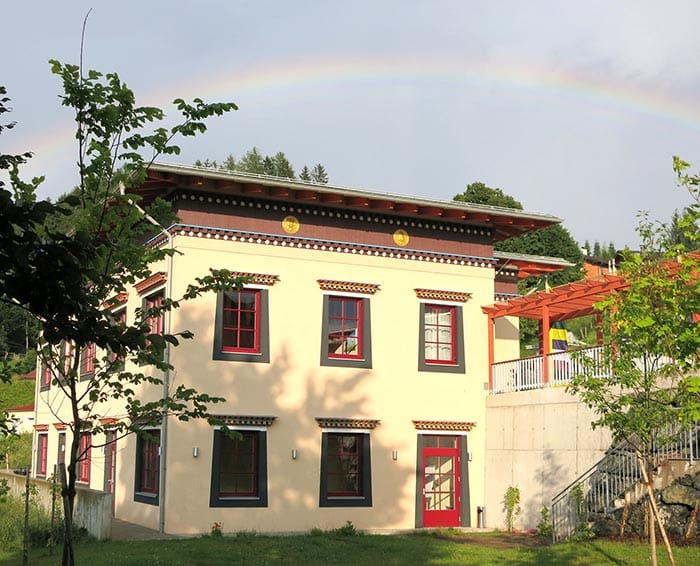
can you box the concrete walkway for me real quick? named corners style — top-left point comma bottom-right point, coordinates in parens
top-left (111, 518), bottom-right (178, 541)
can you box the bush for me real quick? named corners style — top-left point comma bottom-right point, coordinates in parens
top-left (0, 487), bottom-right (65, 551)
top-left (502, 486), bottom-right (521, 532)
top-left (536, 506), bottom-right (553, 538)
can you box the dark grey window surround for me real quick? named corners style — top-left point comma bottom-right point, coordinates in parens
top-left (319, 432), bottom-right (372, 507)
top-left (417, 303), bottom-right (465, 374)
top-left (212, 289), bottom-right (270, 363)
top-left (319, 295), bottom-right (372, 369)
top-left (209, 429), bottom-right (268, 508)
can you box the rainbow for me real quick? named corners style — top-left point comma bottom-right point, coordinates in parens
top-left (11, 55), bottom-right (700, 170)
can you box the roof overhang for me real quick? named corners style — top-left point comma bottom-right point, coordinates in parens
top-left (130, 162), bottom-right (562, 240)
top-left (494, 251), bottom-right (575, 279)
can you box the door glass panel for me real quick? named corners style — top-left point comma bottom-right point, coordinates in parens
top-left (438, 436), bottom-right (458, 449)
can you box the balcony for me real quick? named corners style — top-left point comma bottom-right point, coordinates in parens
top-left (490, 345), bottom-right (608, 394)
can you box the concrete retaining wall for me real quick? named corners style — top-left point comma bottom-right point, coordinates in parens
top-left (0, 471), bottom-right (112, 540)
top-left (484, 387), bottom-right (612, 530)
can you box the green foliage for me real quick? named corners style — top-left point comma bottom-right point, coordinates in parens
top-left (454, 181), bottom-right (524, 209)
top-left (332, 521), bottom-right (358, 536)
top-left (0, 432), bottom-right (32, 470)
top-left (0, 488), bottom-right (73, 552)
top-left (568, 484), bottom-right (594, 541)
top-left (502, 486), bottom-right (521, 532)
top-left (536, 505), bottom-right (553, 538)
top-left (197, 149), bottom-right (330, 184)
top-left (0, 377), bottom-right (35, 412)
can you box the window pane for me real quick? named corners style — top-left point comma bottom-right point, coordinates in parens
top-left (221, 290), bottom-right (260, 353)
top-left (218, 432), bottom-right (257, 497)
top-left (438, 436), bottom-right (458, 448)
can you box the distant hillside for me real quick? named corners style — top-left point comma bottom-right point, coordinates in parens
top-left (0, 376), bottom-right (35, 412)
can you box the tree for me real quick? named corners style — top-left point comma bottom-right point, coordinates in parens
top-left (1, 60), bottom-right (243, 565)
top-left (454, 182), bottom-right (584, 351)
top-left (567, 157), bottom-right (700, 566)
top-left (235, 146), bottom-right (266, 174)
top-left (299, 165), bottom-right (311, 181)
top-left (453, 181), bottom-right (523, 209)
top-left (311, 163), bottom-right (328, 184)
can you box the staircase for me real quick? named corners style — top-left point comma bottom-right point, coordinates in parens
top-left (551, 423), bottom-right (700, 543)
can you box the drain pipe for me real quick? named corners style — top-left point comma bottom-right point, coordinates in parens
top-left (122, 184), bottom-right (171, 534)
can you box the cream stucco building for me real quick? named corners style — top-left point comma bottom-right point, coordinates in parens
top-left (32, 163), bottom-right (573, 535)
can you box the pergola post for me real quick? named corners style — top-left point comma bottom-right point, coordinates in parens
top-left (487, 314), bottom-right (495, 392)
top-left (541, 304), bottom-right (550, 386)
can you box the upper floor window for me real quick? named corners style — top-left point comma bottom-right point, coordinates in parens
top-left (80, 342), bottom-right (96, 379)
top-left (40, 361), bottom-right (51, 391)
top-left (213, 289), bottom-right (270, 363)
top-left (418, 302), bottom-right (465, 373)
top-left (145, 291), bottom-right (164, 337)
top-left (320, 295), bottom-right (372, 369)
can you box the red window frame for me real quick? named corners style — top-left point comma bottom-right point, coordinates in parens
top-left (82, 342), bottom-right (96, 375)
top-left (221, 289), bottom-right (261, 354)
top-left (326, 433), bottom-right (363, 497)
top-left (62, 341), bottom-right (74, 375)
top-left (139, 431), bottom-right (160, 494)
top-left (218, 431), bottom-right (259, 497)
top-left (42, 362), bottom-right (51, 388)
top-left (37, 433), bottom-right (48, 477)
top-left (146, 292), bottom-right (164, 336)
top-left (110, 308), bottom-right (126, 364)
top-left (423, 304), bottom-right (457, 365)
top-left (78, 432), bottom-right (91, 484)
top-left (327, 297), bottom-right (363, 359)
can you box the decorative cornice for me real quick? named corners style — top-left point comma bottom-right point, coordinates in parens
top-left (215, 415), bottom-right (277, 427)
top-left (53, 423), bottom-right (68, 431)
top-left (134, 272), bottom-right (167, 295)
top-left (34, 424), bottom-right (49, 432)
top-left (495, 293), bottom-right (520, 302)
top-left (414, 289), bottom-right (472, 303)
top-left (151, 224), bottom-right (498, 269)
top-left (230, 272), bottom-right (280, 286)
top-left (412, 420), bottom-right (476, 432)
top-left (102, 292), bottom-right (128, 310)
top-left (317, 280), bottom-right (380, 295)
top-left (315, 417), bottom-right (381, 430)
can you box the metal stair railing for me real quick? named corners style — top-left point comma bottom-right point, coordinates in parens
top-left (551, 423), bottom-right (699, 543)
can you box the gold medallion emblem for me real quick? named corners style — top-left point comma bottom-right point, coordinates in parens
top-left (282, 215), bottom-right (300, 234)
top-left (393, 229), bottom-right (409, 247)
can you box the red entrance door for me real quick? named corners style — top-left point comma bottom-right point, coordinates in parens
top-left (422, 435), bottom-right (460, 527)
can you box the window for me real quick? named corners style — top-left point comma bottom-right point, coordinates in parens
top-left (37, 433), bottom-right (48, 477)
top-left (145, 291), bottom-right (164, 336)
top-left (61, 341), bottom-right (74, 376)
top-left (134, 429), bottom-right (160, 505)
top-left (80, 342), bottom-right (96, 380)
top-left (319, 432), bottom-right (372, 507)
top-left (213, 289), bottom-right (270, 363)
top-left (57, 432), bottom-right (66, 469)
top-left (418, 303), bottom-right (465, 373)
top-left (109, 308), bottom-right (126, 368)
top-left (320, 296), bottom-right (372, 368)
top-left (77, 432), bottom-right (91, 484)
top-left (40, 362), bottom-right (51, 391)
top-left (210, 429), bottom-right (268, 507)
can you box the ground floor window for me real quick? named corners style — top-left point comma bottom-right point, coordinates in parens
top-left (134, 429), bottom-right (160, 505)
top-left (77, 432), bottom-right (91, 484)
top-left (210, 429), bottom-right (268, 507)
top-left (36, 433), bottom-right (48, 477)
top-left (319, 432), bottom-right (372, 507)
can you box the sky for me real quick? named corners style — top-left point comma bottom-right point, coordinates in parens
top-left (4, 1), bottom-right (700, 249)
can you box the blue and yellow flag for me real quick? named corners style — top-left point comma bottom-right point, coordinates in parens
top-left (549, 321), bottom-right (567, 351)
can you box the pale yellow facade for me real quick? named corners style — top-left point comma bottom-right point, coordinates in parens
top-left (31, 164), bottom-right (568, 535)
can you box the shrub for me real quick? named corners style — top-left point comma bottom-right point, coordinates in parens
top-left (502, 486), bottom-right (521, 532)
top-left (536, 505), bottom-right (553, 538)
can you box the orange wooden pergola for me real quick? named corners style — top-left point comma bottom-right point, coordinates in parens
top-left (482, 275), bottom-right (628, 389)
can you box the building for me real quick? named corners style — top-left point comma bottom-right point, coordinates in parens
top-left (32, 163), bottom-right (570, 534)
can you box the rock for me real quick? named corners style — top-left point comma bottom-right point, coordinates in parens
top-left (661, 483), bottom-right (700, 507)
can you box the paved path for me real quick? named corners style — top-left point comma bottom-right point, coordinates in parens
top-left (111, 518), bottom-right (178, 541)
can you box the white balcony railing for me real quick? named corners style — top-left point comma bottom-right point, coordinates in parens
top-left (491, 345), bottom-right (609, 393)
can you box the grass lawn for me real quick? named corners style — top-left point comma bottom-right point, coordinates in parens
top-left (1, 531), bottom-right (698, 565)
